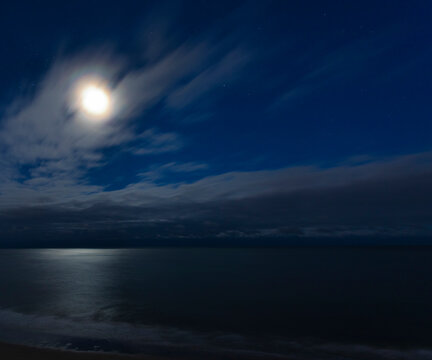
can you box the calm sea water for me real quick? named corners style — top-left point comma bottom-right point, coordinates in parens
top-left (0, 247), bottom-right (431, 359)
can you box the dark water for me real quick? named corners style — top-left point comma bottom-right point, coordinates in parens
top-left (0, 247), bottom-right (432, 359)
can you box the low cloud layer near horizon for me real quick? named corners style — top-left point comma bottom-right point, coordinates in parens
top-left (0, 2), bottom-right (431, 246)
top-left (1, 151), bottom-right (431, 246)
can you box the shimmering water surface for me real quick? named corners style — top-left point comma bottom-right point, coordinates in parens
top-left (0, 248), bottom-right (431, 359)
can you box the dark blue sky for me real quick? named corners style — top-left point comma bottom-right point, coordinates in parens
top-left (0, 1), bottom-right (431, 246)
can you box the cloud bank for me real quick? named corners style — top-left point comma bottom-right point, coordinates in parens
top-left (0, 149), bottom-right (431, 246)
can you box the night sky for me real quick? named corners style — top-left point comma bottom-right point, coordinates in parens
top-left (0, 1), bottom-right (431, 246)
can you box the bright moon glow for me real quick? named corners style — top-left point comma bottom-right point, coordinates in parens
top-left (81, 85), bottom-right (110, 116)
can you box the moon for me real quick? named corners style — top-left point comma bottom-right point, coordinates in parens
top-left (80, 85), bottom-right (111, 118)
top-left (72, 77), bottom-right (113, 121)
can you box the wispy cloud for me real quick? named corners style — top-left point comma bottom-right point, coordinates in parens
top-left (271, 30), bottom-right (399, 110)
top-left (131, 129), bottom-right (183, 155)
top-left (139, 161), bottom-right (208, 181)
top-left (166, 48), bottom-right (250, 109)
top-left (0, 6), bottom-right (252, 212)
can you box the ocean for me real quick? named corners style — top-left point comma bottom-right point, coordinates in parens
top-left (0, 247), bottom-right (431, 359)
